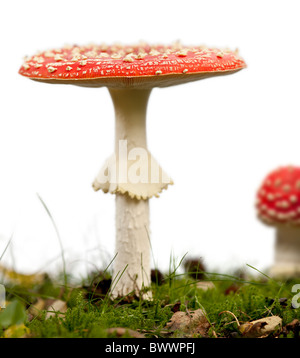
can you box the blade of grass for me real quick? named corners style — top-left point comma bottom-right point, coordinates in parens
top-left (246, 263), bottom-right (281, 285)
top-left (36, 193), bottom-right (67, 288)
top-left (0, 233), bottom-right (13, 262)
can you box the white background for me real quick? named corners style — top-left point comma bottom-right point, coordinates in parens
top-left (0, 0), bottom-right (299, 280)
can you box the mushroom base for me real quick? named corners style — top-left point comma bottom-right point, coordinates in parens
top-left (269, 264), bottom-right (300, 279)
top-left (270, 226), bottom-right (300, 279)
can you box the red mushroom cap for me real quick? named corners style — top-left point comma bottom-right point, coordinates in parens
top-left (18, 42), bottom-right (246, 88)
top-left (256, 166), bottom-right (300, 226)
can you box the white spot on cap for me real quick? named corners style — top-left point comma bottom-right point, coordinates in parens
top-left (276, 200), bottom-right (290, 209)
top-left (136, 52), bottom-right (146, 60)
top-left (33, 56), bottom-right (45, 63)
top-left (155, 70), bottom-right (162, 75)
top-left (265, 180), bottom-right (272, 186)
top-left (44, 51), bottom-right (55, 58)
top-left (290, 195), bottom-right (298, 203)
top-left (47, 66), bottom-right (57, 73)
top-left (183, 69), bottom-right (188, 73)
top-left (54, 54), bottom-right (63, 61)
top-left (71, 55), bottom-right (81, 62)
top-left (176, 49), bottom-right (188, 57)
top-left (149, 49), bottom-right (160, 56)
top-left (259, 189), bottom-right (266, 196)
top-left (277, 213), bottom-right (287, 220)
top-left (123, 55), bottom-right (134, 62)
top-left (111, 53), bottom-right (122, 59)
top-left (255, 198), bottom-right (261, 206)
top-left (267, 209), bottom-right (276, 217)
top-left (274, 178), bottom-right (282, 187)
top-left (66, 66), bottom-right (72, 71)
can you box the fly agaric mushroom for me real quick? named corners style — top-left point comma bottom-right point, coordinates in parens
top-left (19, 42), bottom-right (246, 298)
top-left (256, 166), bottom-right (300, 278)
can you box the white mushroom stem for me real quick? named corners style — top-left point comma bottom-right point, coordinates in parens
top-left (112, 88), bottom-right (151, 152)
top-left (109, 88), bottom-right (152, 298)
top-left (92, 90), bottom-right (172, 199)
top-left (270, 226), bottom-right (300, 278)
top-left (114, 195), bottom-right (151, 298)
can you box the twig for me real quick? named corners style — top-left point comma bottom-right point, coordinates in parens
top-left (219, 310), bottom-right (240, 327)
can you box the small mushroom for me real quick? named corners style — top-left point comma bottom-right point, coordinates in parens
top-left (256, 166), bottom-right (300, 278)
top-left (19, 42), bottom-right (246, 298)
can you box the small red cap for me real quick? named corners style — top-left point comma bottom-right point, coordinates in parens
top-left (256, 166), bottom-right (300, 225)
top-left (18, 42), bottom-right (246, 88)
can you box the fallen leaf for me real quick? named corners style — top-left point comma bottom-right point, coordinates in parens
top-left (282, 319), bottom-right (300, 338)
top-left (45, 299), bottom-right (67, 319)
top-left (286, 318), bottom-right (300, 331)
top-left (196, 281), bottom-right (216, 291)
top-left (239, 316), bottom-right (282, 338)
top-left (0, 264), bottom-right (46, 287)
top-left (4, 323), bottom-right (30, 338)
top-left (28, 298), bottom-right (46, 318)
top-left (166, 309), bottom-right (210, 337)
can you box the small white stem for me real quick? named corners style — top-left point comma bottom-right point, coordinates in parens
top-left (109, 88), bottom-right (152, 298)
top-left (271, 226), bottom-right (300, 278)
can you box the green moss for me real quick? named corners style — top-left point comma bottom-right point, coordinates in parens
top-left (2, 269), bottom-right (300, 338)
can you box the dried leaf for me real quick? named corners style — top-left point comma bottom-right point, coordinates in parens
top-left (45, 299), bottom-right (67, 319)
top-left (196, 281), bottom-right (216, 291)
top-left (28, 298), bottom-right (46, 318)
top-left (4, 323), bottom-right (30, 338)
top-left (282, 319), bottom-right (300, 338)
top-left (286, 318), bottom-right (300, 330)
top-left (0, 264), bottom-right (45, 287)
top-left (239, 316), bottom-right (282, 338)
top-left (166, 309), bottom-right (210, 337)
